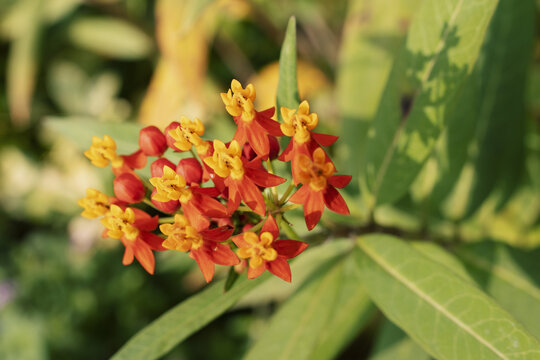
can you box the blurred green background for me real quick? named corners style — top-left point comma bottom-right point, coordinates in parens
top-left (2, 0), bottom-right (540, 359)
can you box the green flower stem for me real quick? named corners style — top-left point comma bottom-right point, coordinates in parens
top-left (248, 218), bottom-right (266, 234)
top-left (279, 181), bottom-right (297, 204)
top-left (276, 213), bottom-right (300, 240)
top-left (158, 216), bottom-right (175, 224)
top-left (266, 158), bottom-right (279, 204)
top-left (279, 203), bottom-right (302, 213)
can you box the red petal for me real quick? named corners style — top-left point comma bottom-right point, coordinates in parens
top-left (246, 167), bottom-right (286, 188)
top-left (151, 158), bottom-right (176, 177)
top-left (328, 175), bottom-right (352, 189)
top-left (132, 208), bottom-right (158, 231)
top-left (267, 257), bottom-right (291, 282)
top-left (311, 132), bottom-right (338, 147)
top-left (133, 241), bottom-right (155, 274)
top-left (200, 226), bottom-right (234, 242)
top-left (232, 234), bottom-right (249, 248)
top-left (248, 264), bottom-right (266, 279)
top-left (274, 240), bottom-right (308, 259)
top-left (258, 107), bottom-right (275, 118)
top-left (233, 120), bottom-right (248, 146)
top-left (192, 186), bottom-right (220, 197)
top-left (225, 181), bottom-right (241, 215)
top-left (209, 243), bottom-right (240, 266)
top-left (305, 191), bottom-right (324, 230)
top-left (256, 109), bottom-right (283, 136)
top-left (288, 184), bottom-right (309, 204)
top-left (237, 178), bottom-right (266, 216)
top-left (140, 231), bottom-right (166, 251)
top-left (324, 186), bottom-right (350, 215)
top-left (122, 149), bottom-right (147, 169)
top-left (122, 243), bottom-right (134, 265)
top-left (246, 121), bottom-right (270, 158)
top-left (191, 249), bottom-right (215, 283)
top-left (261, 215), bottom-right (279, 239)
top-left (183, 200), bottom-right (210, 232)
top-left (278, 140), bottom-right (294, 162)
top-left (193, 193), bottom-right (228, 218)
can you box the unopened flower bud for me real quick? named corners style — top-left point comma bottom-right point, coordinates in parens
top-left (268, 135), bottom-right (280, 160)
top-left (151, 189), bottom-right (180, 213)
top-left (139, 126), bottom-right (167, 156)
top-left (165, 122), bottom-right (181, 151)
top-left (151, 158), bottom-right (176, 177)
top-left (113, 173), bottom-right (145, 203)
top-left (176, 158), bottom-right (202, 185)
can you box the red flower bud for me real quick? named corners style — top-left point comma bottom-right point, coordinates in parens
top-left (164, 121), bottom-right (182, 151)
top-left (268, 135), bottom-right (280, 160)
top-left (113, 173), bottom-right (145, 203)
top-left (242, 143), bottom-right (257, 161)
top-left (139, 126), bottom-right (167, 157)
top-left (151, 158), bottom-right (176, 177)
top-left (176, 158), bottom-right (203, 185)
top-left (151, 189), bottom-right (180, 213)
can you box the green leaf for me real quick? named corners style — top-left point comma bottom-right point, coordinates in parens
top-left (355, 234), bottom-right (540, 359)
top-left (276, 16), bottom-right (300, 120)
top-left (337, 0), bottom-right (421, 181)
top-left (243, 259), bottom-right (343, 360)
top-left (455, 242), bottom-right (540, 339)
top-left (411, 241), bottom-right (473, 283)
top-left (68, 16), bottom-right (153, 59)
top-left (369, 320), bottom-right (431, 360)
top-left (360, 0), bottom-right (500, 208)
top-left (463, 0), bottom-right (535, 217)
top-left (111, 275), bottom-right (268, 360)
top-left (309, 255), bottom-right (376, 360)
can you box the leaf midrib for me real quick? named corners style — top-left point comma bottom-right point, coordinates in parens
top-left (359, 240), bottom-right (508, 359)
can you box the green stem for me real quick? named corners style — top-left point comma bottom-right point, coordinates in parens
top-left (279, 203), bottom-right (302, 213)
top-left (276, 213), bottom-right (300, 240)
top-left (266, 158), bottom-right (279, 204)
top-left (248, 218), bottom-right (266, 234)
top-left (158, 216), bottom-right (175, 224)
top-left (279, 181), bottom-right (297, 204)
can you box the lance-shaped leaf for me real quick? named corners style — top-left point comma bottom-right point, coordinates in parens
top-left (309, 255), bottom-right (376, 360)
top-left (360, 0), bottom-right (499, 207)
top-left (337, 0), bottom-right (421, 182)
top-left (455, 242), bottom-right (540, 339)
top-left (369, 320), bottom-right (431, 360)
top-left (355, 234), bottom-right (540, 359)
top-left (243, 259), bottom-right (343, 360)
top-left (111, 275), bottom-right (268, 360)
top-left (276, 16), bottom-right (300, 120)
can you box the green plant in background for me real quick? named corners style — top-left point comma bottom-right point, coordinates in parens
top-left (2, 0), bottom-right (540, 359)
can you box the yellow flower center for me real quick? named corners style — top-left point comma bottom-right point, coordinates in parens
top-left (169, 117), bottom-right (209, 154)
top-left (297, 148), bottom-right (335, 191)
top-left (100, 205), bottom-right (139, 241)
top-left (203, 140), bottom-right (245, 180)
top-left (84, 135), bottom-right (122, 168)
top-left (237, 231), bottom-right (278, 269)
top-left (280, 100), bottom-right (318, 144)
top-left (160, 214), bottom-right (204, 251)
top-left (149, 166), bottom-right (193, 203)
top-left (220, 79), bottom-right (256, 123)
top-left (78, 188), bottom-right (110, 219)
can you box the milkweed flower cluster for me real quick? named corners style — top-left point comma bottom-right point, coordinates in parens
top-left (78, 79), bottom-right (351, 282)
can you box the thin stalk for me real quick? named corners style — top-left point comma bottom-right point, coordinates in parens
top-left (266, 158), bottom-right (279, 205)
top-left (279, 181), bottom-right (297, 204)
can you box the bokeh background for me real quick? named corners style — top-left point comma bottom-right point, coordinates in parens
top-left (2, 0), bottom-right (540, 359)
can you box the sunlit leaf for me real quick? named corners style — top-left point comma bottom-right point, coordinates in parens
top-left (243, 259), bottom-right (343, 360)
top-left (309, 255), bottom-right (376, 360)
top-left (276, 16), bottom-right (300, 119)
top-left (369, 320), bottom-right (431, 360)
top-left (360, 0), bottom-right (500, 208)
top-left (111, 275), bottom-right (268, 360)
top-left (355, 234), bottom-right (540, 359)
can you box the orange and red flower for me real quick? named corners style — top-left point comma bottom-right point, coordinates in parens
top-left (100, 204), bottom-right (165, 274)
top-left (204, 140), bottom-right (285, 216)
top-left (289, 147), bottom-right (351, 230)
top-left (221, 80), bottom-right (283, 159)
top-left (232, 215), bottom-right (307, 282)
top-left (160, 214), bottom-right (239, 282)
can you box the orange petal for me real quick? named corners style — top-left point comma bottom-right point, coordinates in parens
top-left (191, 248), bottom-right (215, 283)
top-left (261, 215), bottom-right (279, 239)
top-left (267, 257), bottom-right (291, 282)
top-left (274, 240), bottom-right (308, 259)
top-left (324, 186), bottom-right (350, 215)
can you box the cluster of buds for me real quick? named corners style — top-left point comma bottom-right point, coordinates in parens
top-left (78, 79), bottom-right (351, 283)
